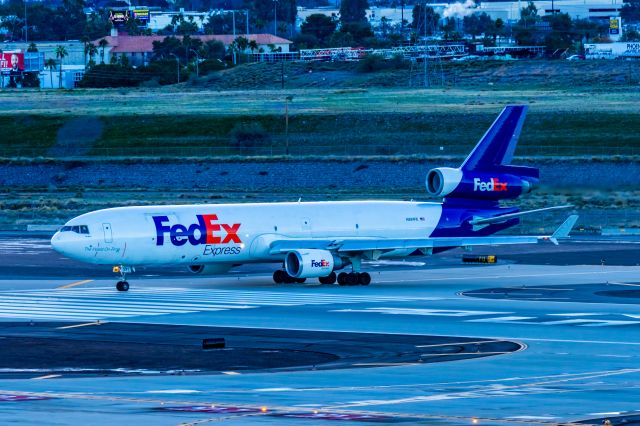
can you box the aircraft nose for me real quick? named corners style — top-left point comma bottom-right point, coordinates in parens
top-left (51, 232), bottom-right (77, 258)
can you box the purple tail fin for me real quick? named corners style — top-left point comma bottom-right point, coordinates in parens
top-left (460, 105), bottom-right (538, 179)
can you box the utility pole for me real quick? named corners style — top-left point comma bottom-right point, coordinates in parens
top-left (284, 95), bottom-right (293, 155)
top-left (232, 10), bottom-right (236, 37)
top-left (246, 9), bottom-right (249, 37)
top-left (190, 49), bottom-right (199, 78)
top-left (423, 2), bottom-right (429, 88)
top-left (401, 0), bottom-right (404, 35)
top-left (232, 10), bottom-right (236, 65)
top-left (170, 53), bottom-right (180, 83)
top-left (24, 1), bottom-right (27, 44)
top-left (273, 0), bottom-right (278, 36)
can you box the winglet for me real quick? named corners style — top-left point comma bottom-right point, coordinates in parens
top-left (549, 214), bottom-right (579, 245)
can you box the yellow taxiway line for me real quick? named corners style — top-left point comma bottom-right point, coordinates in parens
top-left (31, 374), bottom-right (61, 380)
top-left (57, 321), bottom-right (105, 330)
top-left (57, 279), bottom-right (93, 290)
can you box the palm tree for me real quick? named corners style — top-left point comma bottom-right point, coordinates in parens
top-left (98, 39), bottom-right (109, 64)
top-left (84, 42), bottom-right (98, 67)
top-left (248, 40), bottom-right (259, 54)
top-left (81, 36), bottom-right (91, 66)
top-left (55, 45), bottom-right (68, 88)
top-left (87, 43), bottom-right (98, 67)
top-left (45, 58), bottom-right (56, 89)
top-left (27, 42), bottom-right (38, 52)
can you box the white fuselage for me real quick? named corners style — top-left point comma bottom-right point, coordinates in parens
top-left (51, 201), bottom-right (443, 266)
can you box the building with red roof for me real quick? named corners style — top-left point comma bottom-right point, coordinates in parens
top-left (93, 33), bottom-right (293, 66)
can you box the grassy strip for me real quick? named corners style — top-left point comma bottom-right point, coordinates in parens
top-left (1, 111), bottom-right (639, 157)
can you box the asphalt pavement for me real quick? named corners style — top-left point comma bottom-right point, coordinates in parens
top-left (0, 235), bottom-right (639, 425)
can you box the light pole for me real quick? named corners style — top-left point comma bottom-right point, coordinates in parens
top-left (273, 0), bottom-right (278, 36)
top-left (284, 95), bottom-right (293, 155)
top-left (24, 1), bottom-right (27, 43)
top-left (246, 9), bottom-right (249, 38)
top-left (169, 53), bottom-right (180, 83)
top-left (190, 49), bottom-right (199, 78)
top-left (232, 9), bottom-right (237, 65)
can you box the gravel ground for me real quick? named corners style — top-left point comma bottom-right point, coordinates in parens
top-left (1, 159), bottom-right (640, 191)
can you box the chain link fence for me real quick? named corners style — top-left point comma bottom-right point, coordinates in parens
top-left (5, 142), bottom-right (640, 159)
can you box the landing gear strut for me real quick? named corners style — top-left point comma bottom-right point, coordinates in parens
top-left (337, 272), bottom-right (371, 286)
top-left (113, 265), bottom-right (133, 292)
top-left (273, 269), bottom-right (306, 284)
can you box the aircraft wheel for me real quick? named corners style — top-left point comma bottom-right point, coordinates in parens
top-left (116, 281), bottom-right (129, 292)
top-left (337, 272), bottom-right (348, 286)
top-left (273, 270), bottom-right (285, 284)
top-left (295, 278), bottom-right (306, 284)
top-left (359, 272), bottom-right (371, 286)
top-left (347, 272), bottom-right (359, 286)
top-left (319, 271), bottom-right (337, 285)
top-left (283, 272), bottom-right (296, 284)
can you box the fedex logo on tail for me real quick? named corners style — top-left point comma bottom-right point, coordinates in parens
top-left (473, 177), bottom-right (508, 192)
top-left (153, 215), bottom-right (241, 247)
top-left (311, 259), bottom-right (330, 268)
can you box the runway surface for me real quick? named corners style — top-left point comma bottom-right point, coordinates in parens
top-left (1, 235), bottom-right (640, 425)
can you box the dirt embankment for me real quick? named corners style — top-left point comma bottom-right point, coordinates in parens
top-left (196, 60), bottom-right (640, 90)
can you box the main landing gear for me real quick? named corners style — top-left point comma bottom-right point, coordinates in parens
top-left (273, 269), bottom-right (306, 284)
top-left (113, 265), bottom-right (133, 292)
top-left (337, 272), bottom-right (371, 286)
top-left (272, 270), bottom-right (371, 286)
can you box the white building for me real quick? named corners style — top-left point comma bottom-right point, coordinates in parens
top-left (585, 41), bottom-right (640, 58)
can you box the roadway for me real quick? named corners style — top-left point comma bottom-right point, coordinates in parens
top-left (0, 235), bottom-right (639, 425)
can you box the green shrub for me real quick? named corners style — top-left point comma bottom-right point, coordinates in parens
top-left (229, 122), bottom-right (270, 151)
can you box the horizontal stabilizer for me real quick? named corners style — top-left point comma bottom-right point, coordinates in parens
top-left (550, 214), bottom-right (579, 244)
top-left (470, 205), bottom-right (573, 228)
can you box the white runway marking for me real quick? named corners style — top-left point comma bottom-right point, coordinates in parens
top-left (379, 269), bottom-right (631, 283)
top-left (0, 287), bottom-right (439, 321)
top-left (334, 307), bottom-right (640, 327)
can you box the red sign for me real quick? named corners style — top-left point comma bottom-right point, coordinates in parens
top-left (0, 52), bottom-right (24, 72)
top-left (159, 406), bottom-right (260, 414)
top-left (0, 394), bottom-right (50, 402)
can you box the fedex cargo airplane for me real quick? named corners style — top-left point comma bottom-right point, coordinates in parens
top-left (51, 105), bottom-right (577, 291)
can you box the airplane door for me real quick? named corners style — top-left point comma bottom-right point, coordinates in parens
top-left (102, 223), bottom-right (113, 243)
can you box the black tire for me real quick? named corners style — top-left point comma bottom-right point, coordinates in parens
top-left (359, 272), bottom-right (371, 286)
top-left (295, 278), bottom-right (306, 284)
top-left (318, 271), bottom-right (337, 285)
top-left (273, 270), bottom-right (285, 284)
top-left (337, 272), bottom-right (348, 286)
top-left (347, 272), bottom-right (358, 286)
top-left (283, 272), bottom-right (296, 284)
top-left (116, 281), bottom-right (129, 292)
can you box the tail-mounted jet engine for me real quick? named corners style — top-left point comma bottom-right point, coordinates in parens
top-left (426, 167), bottom-right (537, 201)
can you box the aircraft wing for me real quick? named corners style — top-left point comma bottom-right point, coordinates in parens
top-left (270, 215), bottom-right (579, 255)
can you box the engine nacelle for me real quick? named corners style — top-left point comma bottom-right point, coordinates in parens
top-left (285, 249), bottom-right (343, 279)
top-left (188, 264), bottom-right (234, 275)
top-left (426, 167), bottom-right (536, 200)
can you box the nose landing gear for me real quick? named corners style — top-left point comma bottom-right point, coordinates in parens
top-left (113, 265), bottom-right (134, 292)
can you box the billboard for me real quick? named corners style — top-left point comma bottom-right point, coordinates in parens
top-left (109, 10), bottom-right (130, 24)
top-left (0, 51), bottom-right (24, 73)
top-left (133, 9), bottom-right (150, 22)
top-left (609, 17), bottom-right (620, 35)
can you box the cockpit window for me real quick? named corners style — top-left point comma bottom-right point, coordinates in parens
top-left (60, 225), bottom-right (89, 234)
